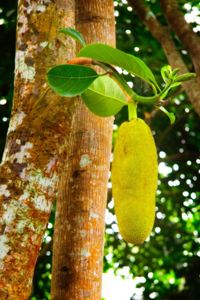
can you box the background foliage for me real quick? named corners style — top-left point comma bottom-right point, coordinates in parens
top-left (0, 1), bottom-right (199, 299)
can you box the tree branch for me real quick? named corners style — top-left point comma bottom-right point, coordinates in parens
top-left (128, 0), bottom-right (200, 117)
top-left (127, 0), bottom-right (188, 70)
top-left (163, 151), bottom-right (199, 162)
top-left (160, 0), bottom-right (200, 75)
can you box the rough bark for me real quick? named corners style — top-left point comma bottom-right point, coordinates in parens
top-left (51, 0), bottom-right (115, 299)
top-left (128, 0), bottom-right (200, 116)
top-left (0, 0), bottom-right (75, 298)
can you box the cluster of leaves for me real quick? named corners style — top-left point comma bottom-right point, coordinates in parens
top-left (47, 28), bottom-right (194, 123)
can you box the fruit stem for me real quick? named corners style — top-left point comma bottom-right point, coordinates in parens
top-left (128, 101), bottom-right (137, 120)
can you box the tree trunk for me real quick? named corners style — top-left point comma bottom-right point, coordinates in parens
top-left (51, 1), bottom-right (115, 299)
top-left (0, 0), bottom-right (75, 298)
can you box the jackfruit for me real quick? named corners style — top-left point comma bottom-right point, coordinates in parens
top-left (111, 118), bottom-right (158, 244)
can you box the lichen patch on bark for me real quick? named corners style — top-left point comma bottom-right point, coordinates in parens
top-left (79, 154), bottom-right (92, 168)
top-left (0, 185), bottom-right (10, 197)
top-left (33, 195), bottom-right (52, 213)
top-left (22, 0), bottom-right (51, 15)
top-left (81, 248), bottom-right (90, 258)
top-left (89, 212), bottom-right (99, 219)
top-left (2, 201), bottom-right (20, 225)
top-left (15, 50), bottom-right (36, 81)
top-left (40, 41), bottom-right (48, 49)
top-left (0, 236), bottom-right (10, 263)
top-left (11, 142), bottom-right (33, 164)
top-left (7, 111), bottom-right (26, 134)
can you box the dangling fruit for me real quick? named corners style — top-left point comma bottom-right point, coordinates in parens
top-left (111, 118), bottom-right (158, 244)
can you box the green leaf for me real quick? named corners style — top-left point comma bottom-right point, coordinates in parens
top-left (161, 65), bottom-right (172, 83)
top-left (81, 75), bottom-right (127, 117)
top-left (171, 68), bottom-right (180, 77)
top-left (47, 64), bottom-right (98, 97)
top-left (160, 82), bottom-right (182, 99)
top-left (157, 106), bottom-right (176, 124)
top-left (169, 82), bottom-right (182, 89)
top-left (78, 43), bottom-right (158, 89)
top-left (59, 28), bottom-right (86, 47)
top-left (174, 72), bottom-right (196, 82)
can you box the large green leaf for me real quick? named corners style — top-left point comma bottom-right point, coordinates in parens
top-left (78, 43), bottom-right (158, 88)
top-left (47, 64), bottom-right (98, 97)
top-left (81, 75), bottom-right (127, 117)
top-left (59, 28), bottom-right (86, 47)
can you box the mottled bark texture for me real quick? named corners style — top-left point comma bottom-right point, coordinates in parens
top-left (51, 1), bottom-right (115, 299)
top-left (0, 0), bottom-right (75, 298)
top-left (128, 0), bottom-right (200, 117)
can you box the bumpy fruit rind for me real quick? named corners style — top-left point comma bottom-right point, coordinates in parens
top-left (111, 118), bottom-right (158, 244)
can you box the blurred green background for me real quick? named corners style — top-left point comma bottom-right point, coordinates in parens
top-left (0, 1), bottom-right (199, 299)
